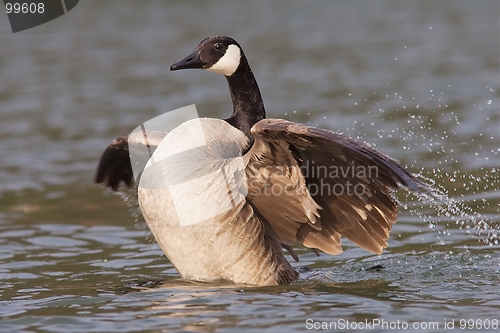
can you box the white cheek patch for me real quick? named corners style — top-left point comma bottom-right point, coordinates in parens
top-left (206, 44), bottom-right (241, 76)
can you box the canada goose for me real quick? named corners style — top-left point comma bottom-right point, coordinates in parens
top-left (95, 36), bottom-right (425, 286)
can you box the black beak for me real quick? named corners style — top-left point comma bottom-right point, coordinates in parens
top-left (170, 49), bottom-right (204, 71)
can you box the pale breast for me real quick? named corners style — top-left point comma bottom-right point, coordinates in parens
top-left (139, 118), bottom-right (249, 226)
top-left (137, 118), bottom-right (267, 282)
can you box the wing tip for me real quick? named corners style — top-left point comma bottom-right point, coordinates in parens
top-left (94, 135), bottom-right (134, 191)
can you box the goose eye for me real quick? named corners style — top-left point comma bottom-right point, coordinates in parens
top-left (214, 43), bottom-right (224, 51)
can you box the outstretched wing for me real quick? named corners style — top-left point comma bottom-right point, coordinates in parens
top-left (95, 130), bottom-right (167, 190)
top-left (245, 118), bottom-right (424, 255)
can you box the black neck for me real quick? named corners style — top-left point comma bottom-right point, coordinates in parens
top-left (224, 55), bottom-right (266, 148)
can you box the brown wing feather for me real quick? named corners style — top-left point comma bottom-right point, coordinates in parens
top-left (244, 131), bottom-right (323, 247)
top-left (95, 134), bottom-right (133, 191)
top-left (247, 119), bottom-right (425, 255)
top-left (95, 130), bottom-right (167, 190)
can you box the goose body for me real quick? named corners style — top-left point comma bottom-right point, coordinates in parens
top-left (138, 118), bottom-right (297, 284)
top-left (96, 36), bottom-right (425, 286)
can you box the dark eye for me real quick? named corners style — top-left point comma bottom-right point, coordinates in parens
top-left (214, 43), bottom-right (224, 51)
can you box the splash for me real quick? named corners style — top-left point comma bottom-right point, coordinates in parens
top-left (399, 170), bottom-right (499, 248)
top-left (115, 186), bottom-right (151, 235)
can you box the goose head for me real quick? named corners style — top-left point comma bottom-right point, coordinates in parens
top-left (170, 36), bottom-right (243, 77)
top-left (170, 36), bottom-right (265, 148)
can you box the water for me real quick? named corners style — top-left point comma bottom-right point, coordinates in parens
top-left (0, 1), bottom-right (499, 332)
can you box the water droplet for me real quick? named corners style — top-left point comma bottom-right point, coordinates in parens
top-left (487, 100), bottom-right (492, 105)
